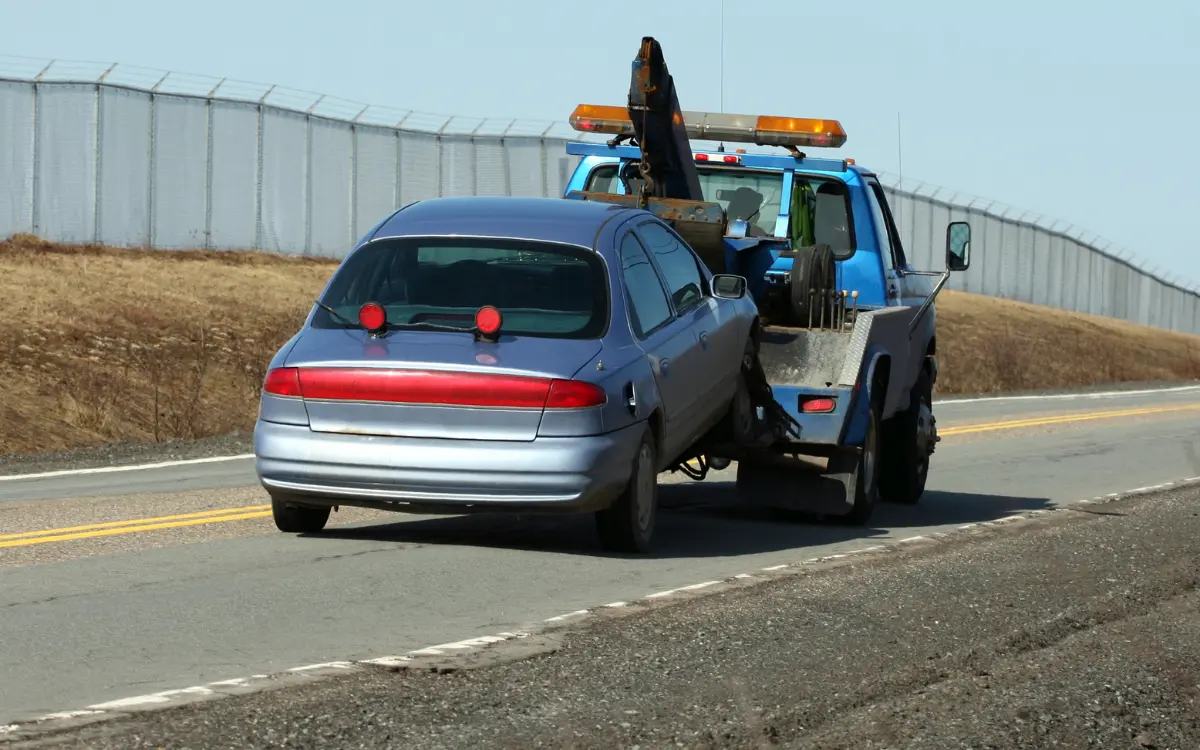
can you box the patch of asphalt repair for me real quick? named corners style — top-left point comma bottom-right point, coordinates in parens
top-left (4, 478), bottom-right (1199, 749)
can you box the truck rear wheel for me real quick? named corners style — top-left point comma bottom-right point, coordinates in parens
top-left (838, 385), bottom-right (882, 525)
top-left (880, 364), bottom-right (934, 505)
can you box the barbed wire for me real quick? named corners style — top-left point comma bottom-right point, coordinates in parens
top-left (0, 54), bottom-right (1196, 293)
top-left (0, 54), bottom-right (595, 138)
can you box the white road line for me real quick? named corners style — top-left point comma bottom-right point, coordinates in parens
top-left (935, 383), bottom-right (1200, 405)
top-left (5, 476), bottom-right (1199, 738)
top-left (0, 454), bottom-right (255, 482)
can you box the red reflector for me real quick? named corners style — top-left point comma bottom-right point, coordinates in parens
top-left (359, 302), bottom-right (386, 331)
top-left (545, 379), bottom-right (607, 409)
top-left (695, 153), bottom-right (709, 161)
top-left (475, 305), bottom-right (502, 336)
top-left (263, 367), bottom-right (302, 398)
top-left (722, 155), bottom-right (739, 163)
top-left (801, 397), bottom-right (836, 413)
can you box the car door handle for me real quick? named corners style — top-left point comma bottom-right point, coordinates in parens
top-left (698, 331), bottom-right (709, 349)
top-left (658, 357), bottom-right (669, 376)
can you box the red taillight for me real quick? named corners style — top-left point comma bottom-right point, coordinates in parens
top-left (475, 306), bottom-right (502, 336)
top-left (801, 396), bottom-right (836, 413)
top-left (359, 302), bottom-right (386, 332)
top-left (283, 368), bottom-right (607, 410)
top-left (263, 367), bottom-right (303, 398)
top-left (695, 153), bottom-right (709, 161)
top-left (545, 379), bottom-right (607, 409)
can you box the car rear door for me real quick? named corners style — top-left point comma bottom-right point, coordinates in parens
top-left (632, 221), bottom-right (728, 433)
top-left (615, 229), bottom-right (702, 462)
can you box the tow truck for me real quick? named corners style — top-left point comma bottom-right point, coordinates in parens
top-left (561, 37), bottom-right (973, 523)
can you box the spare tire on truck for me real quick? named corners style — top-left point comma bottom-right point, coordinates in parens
top-left (787, 243), bottom-right (836, 328)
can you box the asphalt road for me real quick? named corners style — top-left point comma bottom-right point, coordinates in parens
top-left (2, 384), bottom-right (1199, 730)
top-left (18, 483), bottom-right (1200, 749)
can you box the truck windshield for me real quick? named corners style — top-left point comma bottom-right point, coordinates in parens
top-left (585, 163), bottom-right (855, 252)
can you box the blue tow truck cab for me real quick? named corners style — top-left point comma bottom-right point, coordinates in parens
top-left (557, 37), bottom-right (974, 524)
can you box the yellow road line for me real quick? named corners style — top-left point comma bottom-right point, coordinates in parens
top-left (7, 401), bottom-right (1198, 549)
top-left (0, 504), bottom-right (271, 541)
top-left (0, 510), bottom-right (272, 549)
top-left (940, 403), bottom-right (1200, 436)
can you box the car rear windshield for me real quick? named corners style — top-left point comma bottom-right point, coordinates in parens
top-left (313, 237), bottom-right (609, 339)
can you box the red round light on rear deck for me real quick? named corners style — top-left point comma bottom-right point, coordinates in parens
top-left (475, 306), bottom-right (502, 336)
top-left (359, 302), bottom-right (386, 331)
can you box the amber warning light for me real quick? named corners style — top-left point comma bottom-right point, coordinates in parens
top-left (569, 105), bottom-right (847, 149)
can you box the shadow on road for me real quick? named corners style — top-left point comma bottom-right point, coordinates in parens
top-left (307, 480), bottom-right (1052, 560)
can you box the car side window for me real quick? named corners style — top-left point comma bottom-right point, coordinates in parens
top-left (618, 232), bottom-right (674, 338)
top-left (636, 222), bottom-right (705, 313)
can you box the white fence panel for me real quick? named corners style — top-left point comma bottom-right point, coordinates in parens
top-left (308, 117), bottom-right (353, 256)
top-left (208, 101), bottom-right (259, 250)
top-left (97, 87), bottom-right (151, 246)
top-left (259, 108), bottom-right (308, 254)
top-left (151, 95), bottom-right (209, 249)
top-left (0, 82), bottom-right (35, 237)
top-left (35, 84), bottom-right (96, 243)
top-left (352, 126), bottom-right (398, 239)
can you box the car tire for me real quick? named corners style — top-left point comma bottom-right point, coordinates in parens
top-left (838, 385), bottom-right (882, 526)
top-left (595, 429), bottom-right (658, 554)
top-left (880, 363), bottom-right (933, 505)
top-left (271, 493), bottom-right (331, 534)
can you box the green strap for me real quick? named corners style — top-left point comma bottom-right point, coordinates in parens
top-left (790, 180), bottom-right (816, 248)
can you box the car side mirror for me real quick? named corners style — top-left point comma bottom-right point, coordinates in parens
top-left (712, 274), bottom-right (747, 300)
top-left (946, 221), bottom-right (971, 272)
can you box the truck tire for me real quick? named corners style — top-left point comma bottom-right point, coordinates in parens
top-left (880, 363), bottom-right (934, 505)
top-left (788, 244), bottom-right (835, 327)
top-left (839, 385), bottom-right (882, 525)
top-left (595, 429), bottom-right (658, 554)
top-left (271, 493), bottom-right (331, 534)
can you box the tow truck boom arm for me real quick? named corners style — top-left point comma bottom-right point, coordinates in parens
top-left (626, 37), bottom-right (704, 202)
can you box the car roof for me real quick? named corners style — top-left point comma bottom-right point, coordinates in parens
top-left (367, 196), bottom-right (638, 249)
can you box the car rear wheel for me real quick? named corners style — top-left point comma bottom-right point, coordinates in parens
top-left (595, 429), bottom-right (658, 554)
top-left (271, 493), bottom-right (331, 534)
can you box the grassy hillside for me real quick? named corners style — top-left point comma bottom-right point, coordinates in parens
top-left (2, 233), bottom-right (1198, 455)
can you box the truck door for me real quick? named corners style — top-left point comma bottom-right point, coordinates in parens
top-left (863, 178), bottom-right (930, 308)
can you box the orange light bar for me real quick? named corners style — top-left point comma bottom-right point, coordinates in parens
top-left (569, 104), bottom-right (847, 149)
top-left (568, 104), bottom-right (636, 135)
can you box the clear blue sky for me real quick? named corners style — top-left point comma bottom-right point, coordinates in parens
top-left (6, 0), bottom-right (1199, 285)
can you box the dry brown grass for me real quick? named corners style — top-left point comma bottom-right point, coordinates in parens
top-left (2, 234), bottom-right (1198, 456)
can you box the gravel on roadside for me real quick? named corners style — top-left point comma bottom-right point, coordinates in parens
top-left (15, 484), bottom-right (1200, 750)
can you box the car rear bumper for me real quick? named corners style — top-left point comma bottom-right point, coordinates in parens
top-left (253, 419), bottom-right (643, 513)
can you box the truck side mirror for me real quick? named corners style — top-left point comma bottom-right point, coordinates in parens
top-left (946, 221), bottom-right (971, 272)
top-left (711, 274), bottom-right (748, 299)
